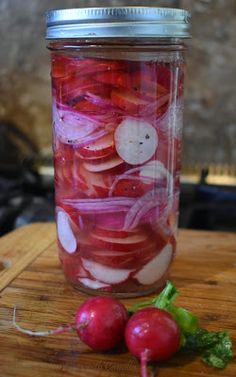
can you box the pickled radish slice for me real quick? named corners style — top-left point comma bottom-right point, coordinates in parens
top-left (140, 160), bottom-right (165, 178)
top-left (78, 133), bottom-right (115, 159)
top-left (114, 118), bottom-right (158, 165)
top-left (94, 70), bottom-right (131, 88)
top-left (57, 211), bottom-right (77, 254)
top-left (140, 160), bottom-right (172, 184)
top-left (83, 155), bottom-right (123, 173)
top-left (88, 244), bottom-right (156, 269)
top-left (111, 89), bottom-right (149, 113)
top-left (134, 244), bottom-right (172, 285)
top-left (91, 233), bottom-right (148, 245)
top-left (78, 278), bottom-right (110, 289)
top-left (82, 258), bottom-right (133, 284)
top-left (90, 232), bottom-right (149, 251)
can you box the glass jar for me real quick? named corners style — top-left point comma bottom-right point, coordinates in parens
top-left (46, 7), bottom-right (191, 297)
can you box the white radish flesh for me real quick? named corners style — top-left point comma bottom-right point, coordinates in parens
top-left (83, 156), bottom-right (123, 173)
top-left (57, 211), bottom-right (77, 254)
top-left (114, 118), bottom-right (158, 165)
top-left (134, 243), bottom-right (172, 285)
top-left (78, 277), bottom-right (110, 289)
top-left (79, 133), bottom-right (114, 156)
top-left (82, 258), bottom-right (133, 284)
top-left (140, 160), bottom-right (171, 181)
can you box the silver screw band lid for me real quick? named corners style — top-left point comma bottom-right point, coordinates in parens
top-left (46, 7), bottom-right (191, 40)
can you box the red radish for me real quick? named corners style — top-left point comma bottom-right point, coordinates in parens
top-left (77, 133), bottom-right (115, 159)
top-left (90, 231), bottom-right (149, 252)
top-left (139, 160), bottom-right (171, 182)
top-left (73, 98), bottom-right (107, 113)
top-left (94, 70), bottom-right (131, 88)
top-left (114, 118), bottom-right (158, 165)
top-left (13, 296), bottom-right (128, 352)
top-left (86, 241), bottom-right (156, 269)
top-left (134, 243), bottom-right (173, 285)
top-left (60, 77), bottom-right (104, 103)
top-left (111, 89), bottom-right (149, 113)
top-left (78, 277), bottom-right (111, 290)
top-left (83, 155), bottom-right (123, 173)
top-left (125, 307), bottom-right (181, 377)
top-left (131, 71), bottom-right (168, 100)
top-left (52, 56), bottom-right (122, 79)
top-left (77, 165), bottom-right (110, 197)
top-left (82, 258), bottom-right (133, 284)
top-left (57, 210), bottom-right (77, 254)
top-left (75, 297), bottom-right (128, 351)
top-left (70, 59), bottom-right (126, 76)
top-left (51, 54), bottom-right (71, 79)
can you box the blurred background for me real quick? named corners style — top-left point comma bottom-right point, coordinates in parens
top-left (0, 0), bottom-right (236, 235)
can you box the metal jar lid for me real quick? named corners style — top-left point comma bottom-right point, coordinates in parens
top-left (46, 7), bottom-right (191, 40)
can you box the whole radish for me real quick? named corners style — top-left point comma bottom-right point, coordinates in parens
top-left (75, 296), bottom-right (128, 351)
top-left (125, 307), bottom-right (181, 377)
top-left (13, 296), bottom-right (128, 352)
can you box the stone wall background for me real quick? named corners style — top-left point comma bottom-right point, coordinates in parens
top-left (0, 0), bottom-right (235, 164)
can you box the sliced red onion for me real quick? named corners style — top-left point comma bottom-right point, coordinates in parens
top-left (53, 103), bottom-right (101, 144)
top-left (78, 216), bottom-right (85, 230)
top-left (109, 160), bottom-right (171, 197)
top-left (53, 102), bottom-right (118, 146)
top-left (142, 94), bottom-right (169, 116)
top-left (56, 102), bottom-right (103, 125)
top-left (85, 92), bottom-right (125, 114)
top-left (63, 197), bottom-right (136, 214)
top-left (124, 189), bottom-right (169, 229)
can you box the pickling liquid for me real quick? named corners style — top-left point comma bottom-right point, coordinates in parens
top-left (52, 52), bottom-right (184, 296)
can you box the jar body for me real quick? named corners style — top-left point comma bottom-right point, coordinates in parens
top-left (50, 41), bottom-right (185, 297)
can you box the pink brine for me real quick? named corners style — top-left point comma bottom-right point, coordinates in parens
top-left (52, 54), bottom-right (184, 296)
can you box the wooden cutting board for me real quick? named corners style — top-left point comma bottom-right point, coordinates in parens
top-left (0, 223), bottom-right (235, 377)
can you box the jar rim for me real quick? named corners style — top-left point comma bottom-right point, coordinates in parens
top-left (46, 7), bottom-right (191, 40)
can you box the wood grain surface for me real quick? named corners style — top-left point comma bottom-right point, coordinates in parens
top-left (0, 223), bottom-right (235, 377)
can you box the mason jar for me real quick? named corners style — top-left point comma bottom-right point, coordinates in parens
top-left (46, 7), bottom-right (191, 297)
